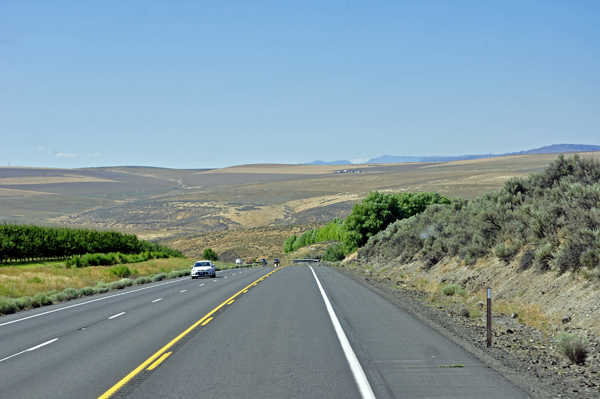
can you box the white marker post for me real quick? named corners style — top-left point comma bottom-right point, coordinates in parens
top-left (487, 288), bottom-right (492, 348)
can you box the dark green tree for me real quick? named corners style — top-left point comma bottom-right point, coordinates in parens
top-left (202, 248), bottom-right (219, 262)
top-left (343, 191), bottom-right (405, 249)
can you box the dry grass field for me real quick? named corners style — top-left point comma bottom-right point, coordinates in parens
top-left (2, 152), bottom-right (599, 259)
top-left (0, 258), bottom-right (193, 298)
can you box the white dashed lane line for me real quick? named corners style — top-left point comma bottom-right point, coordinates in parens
top-left (180, 290), bottom-right (187, 293)
top-left (152, 298), bottom-right (163, 303)
top-left (199, 284), bottom-right (205, 287)
top-left (0, 338), bottom-right (59, 363)
top-left (108, 312), bottom-right (125, 320)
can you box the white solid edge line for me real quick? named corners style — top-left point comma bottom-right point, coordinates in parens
top-left (108, 312), bottom-right (125, 320)
top-left (309, 265), bottom-right (376, 399)
top-left (0, 338), bottom-right (59, 363)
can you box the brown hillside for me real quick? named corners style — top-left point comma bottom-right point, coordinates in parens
top-left (1, 152), bottom-right (599, 260)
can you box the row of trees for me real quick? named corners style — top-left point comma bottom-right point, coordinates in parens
top-left (0, 223), bottom-right (183, 263)
top-left (284, 191), bottom-right (451, 260)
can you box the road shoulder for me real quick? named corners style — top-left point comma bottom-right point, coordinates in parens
top-left (331, 265), bottom-right (599, 399)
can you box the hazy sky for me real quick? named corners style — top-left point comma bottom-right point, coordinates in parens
top-left (1, 1), bottom-right (599, 169)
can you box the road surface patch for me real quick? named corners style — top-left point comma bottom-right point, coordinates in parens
top-left (98, 266), bottom-right (284, 399)
top-left (147, 352), bottom-right (172, 371)
top-left (0, 338), bottom-right (59, 363)
top-left (309, 266), bottom-right (376, 399)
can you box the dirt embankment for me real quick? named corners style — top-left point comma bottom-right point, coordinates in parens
top-left (339, 250), bottom-right (600, 398)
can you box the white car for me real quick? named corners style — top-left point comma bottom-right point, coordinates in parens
top-left (191, 261), bottom-right (216, 279)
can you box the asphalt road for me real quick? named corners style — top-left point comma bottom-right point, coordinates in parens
top-left (0, 265), bottom-right (530, 399)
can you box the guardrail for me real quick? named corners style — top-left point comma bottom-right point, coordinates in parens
top-left (292, 259), bottom-right (320, 264)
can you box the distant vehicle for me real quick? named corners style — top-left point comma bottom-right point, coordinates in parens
top-left (261, 258), bottom-right (266, 264)
top-left (235, 259), bottom-right (243, 264)
top-left (191, 261), bottom-right (216, 279)
top-left (274, 259), bottom-right (280, 267)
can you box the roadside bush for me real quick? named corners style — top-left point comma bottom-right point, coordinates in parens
top-left (555, 332), bottom-right (589, 365)
top-left (79, 287), bottom-right (96, 296)
top-left (0, 297), bottom-right (18, 315)
top-left (15, 297), bottom-right (31, 310)
top-left (107, 278), bottom-right (133, 291)
top-left (61, 288), bottom-right (79, 301)
top-left (152, 273), bottom-right (167, 282)
top-left (49, 293), bottom-right (65, 303)
top-left (97, 285), bottom-right (109, 294)
top-left (322, 244), bottom-right (347, 262)
top-left (32, 292), bottom-right (52, 308)
top-left (134, 277), bottom-right (151, 285)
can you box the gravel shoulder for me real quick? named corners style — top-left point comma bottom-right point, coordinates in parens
top-left (332, 265), bottom-right (600, 399)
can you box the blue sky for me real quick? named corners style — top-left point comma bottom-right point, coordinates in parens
top-left (1, 1), bottom-right (599, 169)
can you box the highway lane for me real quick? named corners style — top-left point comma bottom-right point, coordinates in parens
top-left (124, 265), bottom-right (362, 399)
top-left (313, 265), bottom-right (529, 398)
top-left (0, 267), bottom-right (269, 399)
top-left (1, 264), bottom-right (530, 398)
top-left (111, 265), bottom-right (529, 399)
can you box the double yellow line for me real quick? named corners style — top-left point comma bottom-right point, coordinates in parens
top-left (98, 266), bottom-right (284, 399)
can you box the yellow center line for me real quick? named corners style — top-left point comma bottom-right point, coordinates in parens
top-left (147, 352), bottom-right (172, 371)
top-left (201, 317), bottom-right (213, 326)
top-left (227, 300), bottom-right (235, 305)
top-left (98, 266), bottom-right (285, 399)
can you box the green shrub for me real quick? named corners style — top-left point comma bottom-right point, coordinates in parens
top-left (49, 293), bottom-right (65, 303)
top-left (61, 288), bottom-right (79, 300)
top-left (442, 284), bottom-right (466, 297)
top-left (179, 268), bottom-right (191, 276)
top-left (107, 265), bottom-right (132, 278)
top-left (32, 292), bottom-right (52, 307)
top-left (322, 244), bottom-right (347, 262)
top-left (15, 297), bottom-right (31, 310)
top-left (152, 273), bottom-right (167, 282)
top-left (134, 277), bottom-right (150, 285)
top-left (555, 332), bottom-right (589, 365)
top-left (494, 243), bottom-right (512, 262)
top-left (202, 248), bottom-right (219, 262)
top-left (65, 255), bottom-right (83, 268)
top-left (79, 287), bottom-right (96, 296)
top-left (0, 297), bottom-right (18, 315)
top-left (97, 285), bottom-right (109, 294)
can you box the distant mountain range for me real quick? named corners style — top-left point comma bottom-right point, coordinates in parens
top-left (303, 160), bottom-right (354, 165)
top-left (303, 144), bottom-right (600, 165)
